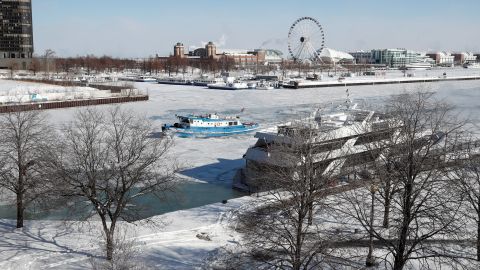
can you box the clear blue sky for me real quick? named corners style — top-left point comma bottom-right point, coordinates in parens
top-left (32, 0), bottom-right (480, 57)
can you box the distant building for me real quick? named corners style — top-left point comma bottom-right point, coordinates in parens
top-left (318, 48), bottom-right (354, 64)
top-left (206, 41), bottom-right (217, 58)
top-left (167, 41), bottom-right (283, 67)
top-left (451, 52), bottom-right (477, 65)
top-left (426, 52), bottom-right (454, 67)
top-left (0, 0), bottom-right (34, 69)
top-left (350, 51), bottom-right (374, 64)
top-left (217, 48), bottom-right (263, 66)
top-left (255, 49), bottom-right (283, 64)
top-left (173, 42), bottom-right (185, 58)
top-left (371, 49), bottom-right (434, 68)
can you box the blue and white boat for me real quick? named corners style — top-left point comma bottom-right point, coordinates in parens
top-left (163, 113), bottom-right (260, 138)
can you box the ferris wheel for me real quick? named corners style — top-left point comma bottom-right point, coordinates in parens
top-left (288, 17), bottom-right (325, 62)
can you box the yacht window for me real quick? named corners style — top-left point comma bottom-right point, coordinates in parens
top-left (229, 122), bottom-right (233, 126)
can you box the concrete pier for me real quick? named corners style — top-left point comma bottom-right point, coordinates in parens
top-left (282, 75), bottom-right (480, 89)
top-left (0, 95), bottom-right (149, 113)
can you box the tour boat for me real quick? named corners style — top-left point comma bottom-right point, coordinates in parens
top-left (120, 75), bottom-right (157, 82)
top-left (135, 76), bottom-right (157, 82)
top-left (162, 113), bottom-right (260, 138)
top-left (233, 100), bottom-right (445, 191)
top-left (207, 82), bottom-right (249, 90)
top-left (255, 81), bottom-right (275, 90)
top-left (404, 62), bottom-right (432, 70)
top-left (191, 77), bottom-right (224, 86)
top-left (463, 62), bottom-right (480, 69)
top-left (157, 77), bottom-right (192, 85)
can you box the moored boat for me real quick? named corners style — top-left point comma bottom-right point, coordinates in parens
top-left (120, 75), bottom-right (157, 82)
top-left (463, 62), bottom-right (480, 69)
top-left (207, 82), bottom-right (249, 90)
top-left (192, 77), bottom-right (224, 86)
top-left (162, 113), bottom-right (260, 138)
top-left (256, 81), bottom-right (275, 90)
top-left (157, 77), bottom-right (192, 85)
top-left (404, 61), bottom-right (432, 70)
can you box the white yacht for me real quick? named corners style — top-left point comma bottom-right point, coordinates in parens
top-left (463, 62), bottom-right (480, 69)
top-left (157, 77), bottom-right (192, 85)
top-left (120, 75), bottom-right (157, 82)
top-left (255, 81), bottom-right (275, 90)
top-left (233, 100), bottom-right (444, 192)
top-left (405, 62), bottom-right (432, 70)
top-left (191, 77), bottom-right (224, 86)
top-left (207, 76), bottom-right (249, 90)
top-left (207, 82), bottom-right (249, 90)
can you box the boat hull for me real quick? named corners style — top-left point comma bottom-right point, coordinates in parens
top-left (166, 124), bottom-right (260, 138)
top-left (405, 66), bottom-right (431, 70)
top-left (207, 83), bottom-right (249, 90)
top-left (207, 86), bottom-right (248, 90)
top-left (256, 86), bottom-right (274, 90)
top-left (157, 80), bottom-right (192, 85)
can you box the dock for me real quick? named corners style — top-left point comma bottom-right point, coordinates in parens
top-left (0, 95), bottom-right (149, 113)
top-left (282, 75), bottom-right (480, 89)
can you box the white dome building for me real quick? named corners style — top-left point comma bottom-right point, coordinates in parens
top-left (318, 48), bottom-right (354, 64)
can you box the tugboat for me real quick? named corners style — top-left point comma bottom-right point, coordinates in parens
top-left (162, 113), bottom-right (260, 138)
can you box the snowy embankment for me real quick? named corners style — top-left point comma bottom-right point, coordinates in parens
top-left (0, 79), bottom-right (112, 104)
top-left (0, 77), bottom-right (479, 269)
top-left (0, 195), bottom-right (255, 270)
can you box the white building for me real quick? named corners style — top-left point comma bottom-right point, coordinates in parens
top-left (350, 51), bottom-right (374, 64)
top-left (426, 52), bottom-right (454, 67)
top-left (452, 52), bottom-right (478, 65)
top-left (318, 48), bottom-right (354, 64)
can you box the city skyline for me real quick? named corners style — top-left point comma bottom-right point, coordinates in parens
top-left (33, 0), bottom-right (480, 58)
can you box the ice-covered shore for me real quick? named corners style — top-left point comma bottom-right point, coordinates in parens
top-left (0, 77), bottom-right (479, 269)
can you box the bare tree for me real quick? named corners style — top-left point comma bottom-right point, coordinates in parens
top-left (449, 138), bottom-right (480, 261)
top-left (336, 92), bottom-right (466, 269)
top-left (43, 49), bottom-right (56, 78)
top-left (0, 109), bottom-right (54, 228)
top-left (51, 107), bottom-right (178, 261)
top-left (30, 56), bottom-right (41, 76)
top-left (8, 60), bottom-right (18, 79)
top-left (236, 125), bottom-right (345, 269)
top-left (90, 226), bottom-right (149, 270)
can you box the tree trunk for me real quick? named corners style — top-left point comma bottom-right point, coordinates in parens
top-left (16, 191), bottom-right (24, 228)
top-left (394, 179), bottom-right (413, 270)
top-left (383, 195), bottom-right (391, 228)
top-left (477, 214), bottom-right (480, 261)
top-left (366, 189), bottom-right (375, 267)
top-left (393, 255), bottom-right (406, 270)
top-left (293, 202), bottom-right (305, 270)
top-left (307, 203), bottom-right (313, 225)
top-left (100, 215), bottom-right (116, 261)
top-left (383, 179), bottom-right (392, 228)
top-left (106, 230), bottom-right (114, 261)
top-left (293, 222), bottom-right (302, 270)
top-left (477, 198), bottom-right (480, 261)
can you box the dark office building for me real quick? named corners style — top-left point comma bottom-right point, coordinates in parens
top-left (0, 0), bottom-right (33, 69)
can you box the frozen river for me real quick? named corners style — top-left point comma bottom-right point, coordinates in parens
top-left (0, 78), bottom-right (479, 220)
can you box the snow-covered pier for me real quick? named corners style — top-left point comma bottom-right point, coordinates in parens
top-left (0, 95), bottom-right (149, 113)
top-left (283, 75), bottom-right (480, 89)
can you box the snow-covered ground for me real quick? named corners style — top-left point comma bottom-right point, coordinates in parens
top-left (0, 77), bottom-right (479, 269)
top-left (0, 79), bottom-right (114, 103)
